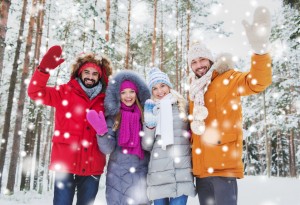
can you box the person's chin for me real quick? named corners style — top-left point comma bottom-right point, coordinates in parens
top-left (84, 83), bottom-right (95, 88)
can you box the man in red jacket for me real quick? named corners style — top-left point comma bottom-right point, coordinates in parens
top-left (27, 46), bottom-right (112, 205)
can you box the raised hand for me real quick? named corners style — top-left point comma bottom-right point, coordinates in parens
top-left (86, 110), bottom-right (108, 136)
top-left (144, 99), bottom-right (157, 128)
top-left (39, 45), bottom-right (65, 72)
top-left (242, 6), bottom-right (271, 55)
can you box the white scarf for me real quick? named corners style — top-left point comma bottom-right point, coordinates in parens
top-left (189, 70), bottom-right (213, 135)
top-left (153, 93), bottom-right (177, 150)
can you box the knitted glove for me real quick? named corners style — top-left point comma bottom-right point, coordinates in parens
top-left (144, 99), bottom-right (157, 128)
top-left (86, 110), bottom-right (108, 136)
top-left (38, 45), bottom-right (65, 73)
top-left (242, 6), bottom-right (271, 55)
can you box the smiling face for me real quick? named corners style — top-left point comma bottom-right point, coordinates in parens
top-left (191, 57), bottom-right (212, 78)
top-left (152, 83), bottom-right (171, 100)
top-left (120, 88), bottom-right (137, 106)
top-left (80, 67), bottom-right (100, 88)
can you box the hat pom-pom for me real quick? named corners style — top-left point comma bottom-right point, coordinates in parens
top-left (191, 120), bottom-right (205, 135)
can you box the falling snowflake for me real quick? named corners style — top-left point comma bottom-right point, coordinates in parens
top-left (195, 148), bottom-right (201, 155)
top-left (207, 167), bottom-right (214, 174)
top-left (65, 112), bottom-right (72, 118)
top-left (62, 100), bottom-right (68, 106)
top-left (129, 167), bottom-right (136, 173)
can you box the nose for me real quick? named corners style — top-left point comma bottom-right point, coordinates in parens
top-left (125, 92), bottom-right (131, 98)
top-left (157, 88), bottom-right (163, 94)
top-left (86, 73), bottom-right (92, 79)
top-left (195, 61), bottom-right (202, 67)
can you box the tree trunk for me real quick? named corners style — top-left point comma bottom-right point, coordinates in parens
top-left (38, 134), bottom-right (48, 194)
top-left (91, 0), bottom-right (97, 49)
top-left (276, 130), bottom-right (281, 177)
top-left (186, 0), bottom-right (191, 77)
top-left (33, 111), bottom-right (42, 190)
top-left (20, 0), bottom-right (46, 191)
top-left (263, 91), bottom-right (271, 178)
top-left (289, 129), bottom-right (296, 177)
top-left (32, 0), bottom-right (46, 191)
top-left (0, 0), bottom-right (11, 80)
top-left (159, 0), bottom-right (164, 71)
top-left (105, 0), bottom-right (110, 42)
top-left (111, 0), bottom-right (118, 45)
top-left (17, 0), bottom-right (37, 192)
top-left (3, 0), bottom-right (28, 194)
top-left (175, 0), bottom-right (179, 91)
top-left (125, 0), bottom-right (131, 69)
top-left (151, 0), bottom-right (157, 66)
top-left (179, 13), bottom-right (183, 94)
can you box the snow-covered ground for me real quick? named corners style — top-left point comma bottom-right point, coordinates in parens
top-left (0, 176), bottom-right (299, 205)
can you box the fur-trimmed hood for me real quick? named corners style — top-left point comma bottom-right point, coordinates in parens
top-left (70, 52), bottom-right (113, 91)
top-left (211, 53), bottom-right (235, 75)
top-left (104, 70), bottom-right (150, 117)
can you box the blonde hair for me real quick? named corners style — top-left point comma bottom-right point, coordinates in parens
top-left (170, 90), bottom-right (188, 122)
top-left (112, 97), bottom-right (144, 131)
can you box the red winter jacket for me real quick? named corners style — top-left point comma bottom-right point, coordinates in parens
top-left (27, 70), bottom-right (106, 176)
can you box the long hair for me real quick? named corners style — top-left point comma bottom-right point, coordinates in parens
top-left (170, 89), bottom-right (188, 122)
top-left (112, 97), bottom-right (144, 131)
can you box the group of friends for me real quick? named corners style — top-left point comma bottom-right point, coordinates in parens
top-left (27, 6), bottom-right (272, 205)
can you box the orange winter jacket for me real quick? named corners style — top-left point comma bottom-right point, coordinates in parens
top-left (189, 54), bottom-right (272, 179)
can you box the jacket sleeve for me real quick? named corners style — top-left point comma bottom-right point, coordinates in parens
top-left (96, 115), bottom-right (116, 154)
top-left (141, 125), bottom-right (156, 151)
top-left (27, 69), bottom-right (63, 107)
top-left (236, 53), bottom-right (272, 96)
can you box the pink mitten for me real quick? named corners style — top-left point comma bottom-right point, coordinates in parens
top-left (39, 45), bottom-right (65, 72)
top-left (86, 110), bottom-right (108, 136)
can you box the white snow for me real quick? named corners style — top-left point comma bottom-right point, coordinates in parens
top-left (0, 176), bottom-right (299, 205)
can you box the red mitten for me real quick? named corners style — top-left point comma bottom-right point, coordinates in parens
top-left (38, 45), bottom-right (65, 72)
top-left (86, 110), bottom-right (108, 136)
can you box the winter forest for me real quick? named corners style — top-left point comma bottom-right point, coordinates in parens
top-left (0, 0), bottom-right (299, 203)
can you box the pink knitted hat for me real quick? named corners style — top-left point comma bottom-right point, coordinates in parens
top-left (120, 80), bottom-right (138, 93)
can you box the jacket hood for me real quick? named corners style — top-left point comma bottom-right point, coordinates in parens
top-left (211, 53), bottom-right (235, 75)
top-left (104, 70), bottom-right (151, 116)
top-left (70, 53), bottom-right (113, 92)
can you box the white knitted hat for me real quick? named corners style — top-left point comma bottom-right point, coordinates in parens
top-left (187, 42), bottom-right (214, 68)
top-left (147, 67), bottom-right (173, 90)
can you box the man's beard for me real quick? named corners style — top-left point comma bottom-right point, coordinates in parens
top-left (81, 78), bottom-right (99, 88)
top-left (194, 66), bottom-right (209, 78)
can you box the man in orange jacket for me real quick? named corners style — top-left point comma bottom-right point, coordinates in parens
top-left (188, 6), bottom-right (272, 205)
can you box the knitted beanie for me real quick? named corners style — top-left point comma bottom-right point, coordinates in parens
top-left (120, 80), bottom-right (138, 93)
top-left (148, 67), bottom-right (173, 90)
top-left (187, 42), bottom-right (214, 68)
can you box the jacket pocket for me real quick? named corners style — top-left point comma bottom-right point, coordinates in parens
top-left (203, 133), bottom-right (238, 170)
top-left (51, 134), bottom-right (79, 172)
